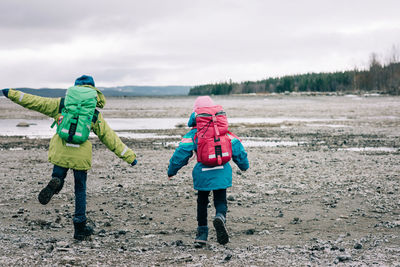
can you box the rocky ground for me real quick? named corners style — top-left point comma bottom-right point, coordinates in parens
top-left (0, 95), bottom-right (399, 266)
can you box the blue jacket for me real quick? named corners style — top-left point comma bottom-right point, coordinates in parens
top-left (168, 113), bottom-right (249, 191)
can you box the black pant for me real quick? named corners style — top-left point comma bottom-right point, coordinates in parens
top-left (197, 189), bottom-right (227, 227)
top-left (52, 165), bottom-right (87, 223)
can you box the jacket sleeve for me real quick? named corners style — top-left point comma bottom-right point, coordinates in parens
top-left (230, 134), bottom-right (249, 171)
top-left (92, 112), bottom-right (136, 165)
top-left (167, 129), bottom-right (196, 177)
top-left (7, 88), bottom-right (61, 118)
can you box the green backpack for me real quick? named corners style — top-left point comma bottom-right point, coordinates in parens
top-left (53, 86), bottom-right (98, 144)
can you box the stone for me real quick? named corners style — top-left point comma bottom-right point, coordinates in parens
top-left (337, 255), bottom-right (352, 262)
top-left (46, 245), bottom-right (54, 253)
top-left (175, 240), bottom-right (184, 246)
top-left (246, 229), bottom-right (255, 235)
top-left (16, 122), bottom-right (30, 127)
top-left (224, 253), bottom-right (233, 261)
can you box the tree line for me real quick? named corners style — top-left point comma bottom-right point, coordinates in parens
top-left (189, 52), bottom-right (400, 95)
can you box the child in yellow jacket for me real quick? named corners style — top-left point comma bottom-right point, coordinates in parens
top-left (2, 75), bottom-right (137, 240)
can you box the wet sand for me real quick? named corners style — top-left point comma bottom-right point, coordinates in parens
top-left (0, 95), bottom-right (399, 266)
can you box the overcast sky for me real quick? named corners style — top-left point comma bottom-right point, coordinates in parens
top-left (1, 0), bottom-right (399, 88)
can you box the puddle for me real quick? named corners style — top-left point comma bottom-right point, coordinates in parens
top-left (158, 141), bottom-right (179, 147)
top-left (102, 109), bottom-right (167, 112)
top-left (158, 139), bottom-right (303, 148)
top-left (363, 93), bottom-right (381, 97)
top-left (344, 95), bottom-right (363, 100)
top-left (241, 140), bottom-right (303, 147)
top-left (107, 118), bottom-right (186, 130)
top-left (306, 124), bottom-right (349, 128)
top-left (228, 117), bottom-right (347, 124)
top-left (366, 116), bottom-right (399, 120)
top-left (338, 147), bottom-right (398, 152)
top-left (0, 118), bottom-right (187, 138)
top-left (0, 119), bottom-right (55, 138)
top-left (116, 132), bottom-right (180, 139)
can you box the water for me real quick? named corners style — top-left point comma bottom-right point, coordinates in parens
top-left (229, 117), bottom-right (348, 124)
top-left (0, 119), bottom-right (54, 138)
top-left (338, 147), bottom-right (398, 152)
top-left (0, 117), bottom-right (347, 138)
top-left (163, 140), bottom-right (303, 148)
top-left (117, 133), bottom-right (181, 139)
top-left (0, 118), bottom-right (314, 148)
top-left (241, 140), bottom-right (302, 147)
top-left (0, 118), bottom-right (187, 138)
top-left (306, 124), bottom-right (349, 128)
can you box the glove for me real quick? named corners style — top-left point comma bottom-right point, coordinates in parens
top-left (2, 89), bottom-right (9, 98)
top-left (131, 159), bottom-right (137, 166)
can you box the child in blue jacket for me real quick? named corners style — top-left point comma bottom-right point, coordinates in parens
top-left (167, 96), bottom-right (249, 246)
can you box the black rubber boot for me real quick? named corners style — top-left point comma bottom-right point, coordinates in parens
top-left (213, 214), bottom-right (229, 245)
top-left (38, 177), bottom-right (63, 205)
top-left (194, 226), bottom-right (208, 247)
top-left (73, 220), bottom-right (94, 241)
top-left (54, 178), bottom-right (65, 194)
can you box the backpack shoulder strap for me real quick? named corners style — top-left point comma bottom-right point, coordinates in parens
top-left (58, 98), bottom-right (65, 113)
top-left (92, 109), bottom-right (99, 123)
top-left (227, 130), bottom-right (241, 141)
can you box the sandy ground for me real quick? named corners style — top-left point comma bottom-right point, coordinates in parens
top-left (0, 95), bottom-right (399, 266)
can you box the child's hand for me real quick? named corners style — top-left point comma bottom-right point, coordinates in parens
top-left (131, 159), bottom-right (137, 166)
top-left (168, 175), bottom-right (174, 180)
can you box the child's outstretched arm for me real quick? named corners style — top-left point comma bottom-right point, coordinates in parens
top-left (92, 112), bottom-right (137, 166)
top-left (3, 88), bottom-right (61, 118)
top-left (229, 134), bottom-right (249, 171)
top-left (167, 129), bottom-right (196, 178)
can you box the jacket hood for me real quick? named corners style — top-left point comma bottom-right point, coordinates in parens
top-left (193, 96), bottom-right (214, 111)
top-left (80, 85), bottom-right (106, 108)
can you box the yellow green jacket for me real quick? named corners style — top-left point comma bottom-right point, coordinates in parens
top-left (7, 87), bottom-right (136, 170)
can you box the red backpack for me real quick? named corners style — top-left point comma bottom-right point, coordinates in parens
top-left (194, 105), bottom-right (232, 166)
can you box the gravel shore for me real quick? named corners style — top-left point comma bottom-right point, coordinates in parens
top-left (0, 95), bottom-right (399, 266)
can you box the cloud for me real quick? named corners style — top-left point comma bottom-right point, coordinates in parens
top-left (0, 0), bottom-right (399, 87)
